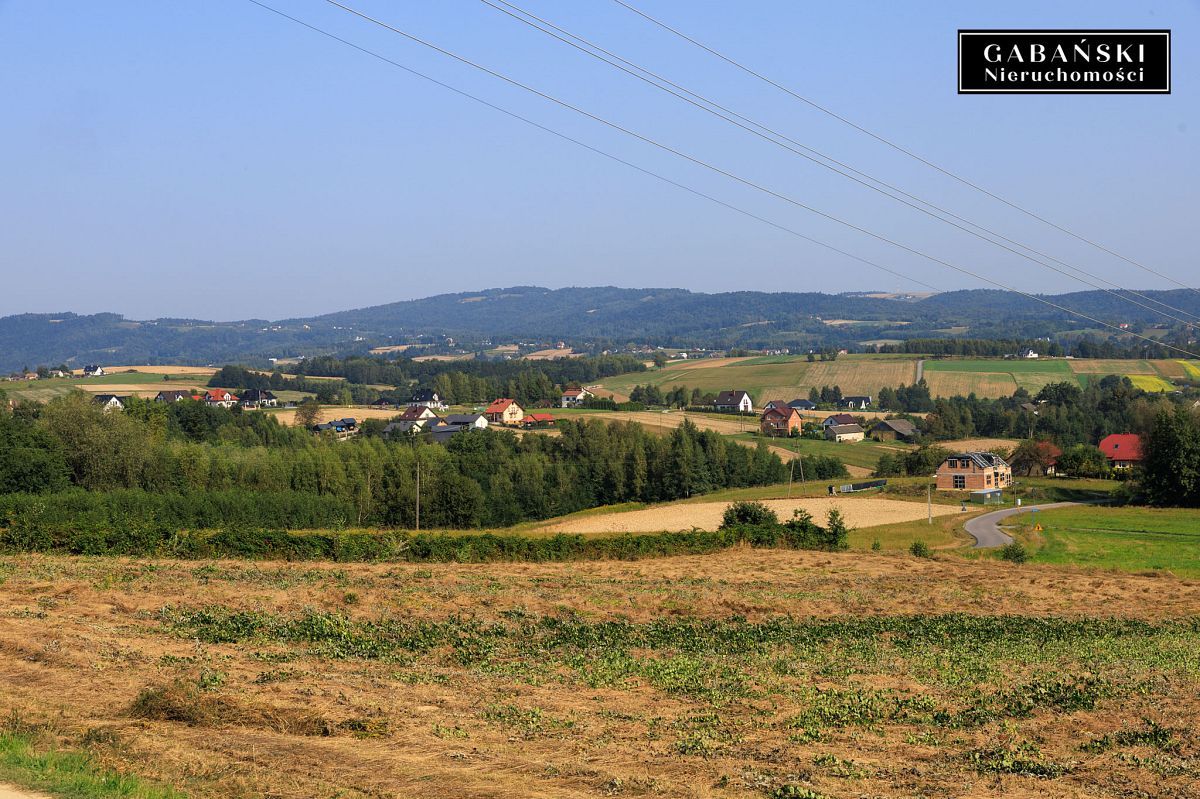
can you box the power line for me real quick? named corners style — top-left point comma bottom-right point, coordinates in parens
top-left (242, 0), bottom-right (938, 295)
top-left (610, 0), bottom-right (1200, 299)
top-left (479, 0), bottom-right (1200, 327)
top-left (319, 0), bottom-right (1200, 358)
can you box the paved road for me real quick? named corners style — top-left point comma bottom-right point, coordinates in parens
top-left (963, 501), bottom-right (1079, 549)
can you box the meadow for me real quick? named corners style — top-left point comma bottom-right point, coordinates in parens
top-left (1009, 505), bottom-right (1200, 577)
top-left (596, 355), bottom-right (1192, 402)
top-left (2, 550), bottom-right (1197, 799)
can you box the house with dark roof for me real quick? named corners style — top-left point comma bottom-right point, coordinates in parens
top-left (821, 413), bottom-right (857, 429)
top-left (445, 413), bottom-right (488, 430)
top-left (936, 452), bottom-right (1012, 491)
top-left (841, 396), bottom-right (872, 410)
top-left (410, 389), bottom-right (447, 410)
top-left (93, 394), bottom-right (125, 411)
top-left (788, 398), bottom-right (817, 411)
top-left (714, 390), bottom-right (753, 413)
top-left (1098, 434), bottom-right (1143, 469)
top-left (398, 405), bottom-right (438, 423)
top-left (825, 423), bottom-right (864, 443)
top-left (239, 389), bottom-right (278, 408)
top-left (869, 418), bottom-right (917, 442)
top-left (155, 390), bottom-right (192, 403)
top-left (82, 365), bottom-right (106, 377)
top-left (313, 417), bottom-right (359, 440)
top-left (763, 399), bottom-right (790, 412)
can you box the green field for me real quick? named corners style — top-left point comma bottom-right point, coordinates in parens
top-left (598, 355), bottom-right (1187, 401)
top-left (1010, 505), bottom-right (1200, 577)
top-left (739, 433), bottom-right (913, 471)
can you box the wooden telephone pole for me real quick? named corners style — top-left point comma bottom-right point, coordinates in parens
top-left (415, 462), bottom-right (421, 532)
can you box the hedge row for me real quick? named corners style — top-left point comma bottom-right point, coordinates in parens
top-left (0, 518), bottom-right (833, 563)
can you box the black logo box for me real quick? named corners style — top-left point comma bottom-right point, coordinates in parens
top-left (958, 30), bottom-right (1170, 94)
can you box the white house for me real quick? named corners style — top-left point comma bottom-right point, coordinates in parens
top-left (93, 394), bottom-right (125, 411)
top-left (410, 389), bottom-right (448, 410)
top-left (714, 390), bottom-right (753, 413)
top-left (82, 365), bottom-right (106, 377)
top-left (560, 387), bottom-right (593, 407)
top-left (445, 413), bottom-right (489, 430)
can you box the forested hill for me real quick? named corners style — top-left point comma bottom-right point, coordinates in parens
top-left (2, 285), bottom-right (1198, 371)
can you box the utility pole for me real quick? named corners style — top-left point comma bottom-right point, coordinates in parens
top-left (788, 458), bottom-right (794, 498)
top-left (798, 455), bottom-right (805, 484)
top-left (415, 461), bottom-right (421, 532)
top-left (927, 483), bottom-right (932, 524)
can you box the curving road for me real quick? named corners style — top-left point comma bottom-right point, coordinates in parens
top-left (963, 501), bottom-right (1079, 549)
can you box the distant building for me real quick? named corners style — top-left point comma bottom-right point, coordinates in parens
top-left (82, 365), bottom-right (106, 377)
top-left (93, 394), bottom-right (125, 412)
top-left (714, 390), bottom-right (753, 413)
top-left (936, 452), bottom-right (1012, 491)
top-left (821, 413), bottom-right (857, 429)
top-left (485, 398), bottom-right (525, 425)
top-left (239, 389), bottom-right (278, 408)
top-left (760, 406), bottom-right (803, 437)
top-left (841, 396), bottom-right (872, 410)
top-left (445, 413), bottom-right (489, 430)
top-left (560, 387), bottom-right (593, 407)
top-left (313, 417), bottom-right (359, 440)
top-left (825, 423), bottom-right (864, 443)
top-left (787, 398), bottom-right (817, 411)
top-left (410, 389), bottom-right (447, 410)
top-left (1021, 349), bottom-right (1039, 359)
top-left (203, 389), bottom-right (238, 408)
top-left (869, 419), bottom-right (918, 442)
top-left (155, 390), bottom-right (191, 403)
top-left (1098, 434), bottom-right (1143, 469)
top-left (523, 412), bottom-right (556, 428)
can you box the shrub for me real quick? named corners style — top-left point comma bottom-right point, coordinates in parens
top-left (1000, 542), bottom-right (1028, 563)
top-left (720, 501), bottom-right (779, 529)
top-left (909, 541), bottom-right (932, 558)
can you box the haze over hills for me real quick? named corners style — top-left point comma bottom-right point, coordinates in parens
top-left (1, 286), bottom-right (1197, 372)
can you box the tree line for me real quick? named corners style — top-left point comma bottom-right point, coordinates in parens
top-left (0, 392), bottom-right (786, 533)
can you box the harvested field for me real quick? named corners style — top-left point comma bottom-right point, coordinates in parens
top-left (539, 497), bottom-right (956, 533)
top-left (940, 437), bottom-right (1020, 453)
top-left (1, 551), bottom-right (1198, 799)
top-left (265, 406), bottom-right (403, 426)
top-left (921, 370), bottom-right (1016, 398)
top-left (1067, 358), bottom-right (1158, 375)
top-left (71, 365), bottom-right (216, 376)
top-left (522, 348), bottom-right (580, 360)
top-left (77, 383), bottom-right (203, 397)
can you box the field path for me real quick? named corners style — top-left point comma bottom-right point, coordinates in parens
top-left (915, 358), bottom-right (924, 383)
top-left (0, 785), bottom-right (51, 799)
top-left (963, 501), bottom-right (1080, 548)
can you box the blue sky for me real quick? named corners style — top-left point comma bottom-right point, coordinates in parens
top-left (1, 1), bottom-right (1196, 320)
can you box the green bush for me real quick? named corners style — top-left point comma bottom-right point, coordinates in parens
top-left (909, 540), bottom-right (932, 558)
top-left (720, 501), bottom-right (779, 529)
top-left (1000, 542), bottom-right (1028, 563)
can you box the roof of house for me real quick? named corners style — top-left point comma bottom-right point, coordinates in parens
top-left (823, 413), bottom-right (857, 425)
top-left (398, 405), bottom-right (436, 420)
top-left (525, 412), bottom-right (555, 423)
top-left (562, 387), bottom-right (589, 397)
top-left (762, 406), bottom-right (800, 420)
top-left (371, 398), bottom-right (395, 406)
top-left (944, 451), bottom-right (1010, 469)
top-left (156, 390), bottom-right (190, 400)
top-left (843, 395), bottom-right (872, 402)
top-left (486, 398), bottom-right (519, 413)
top-left (93, 394), bottom-right (124, 404)
top-left (445, 414), bottom-right (485, 425)
top-left (872, 419), bottom-right (917, 436)
top-left (204, 389), bottom-right (237, 401)
top-left (1098, 433), bottom-right (1144, 462)
top-left (411, 389), bottom-right (440, 402)
top-left (827, 423), bottom-right (863, 435)
top-left (241, 389), bottom-right (276, 401)
top-left (715, 390), bottom-right (751, 405)
top-left (788, 399), bottom-right (816, 409)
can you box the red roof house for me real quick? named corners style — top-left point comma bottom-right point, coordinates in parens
top-left (485, 398), bottom-right (525, 424)
top-left (1098, 434), bottom-right (1143, 468)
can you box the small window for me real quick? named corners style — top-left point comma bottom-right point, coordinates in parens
top-left (953, 474), bottom-right (966, 489)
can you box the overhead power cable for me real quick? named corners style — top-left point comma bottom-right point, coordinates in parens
top-left (243, 0), bottom-right (938, 295)
top-left (318, 0), bottom-right (1200, 358)
top-left (610, 0), bottom-right (1200, 299)
top-left (479, 0), bottom-right (1200, 327)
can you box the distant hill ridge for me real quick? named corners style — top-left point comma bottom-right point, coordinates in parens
top-left (1, 285), bottom-right (1197, 372)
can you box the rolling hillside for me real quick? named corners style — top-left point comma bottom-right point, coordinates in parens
top-left (2, 285), bottom-right (1199, 372)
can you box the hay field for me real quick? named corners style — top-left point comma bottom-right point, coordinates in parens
top-left (90, 365), bottom-right (216, 376)
top-left (539, 496), bottom-right (956, 534)
top-left (940, 437), bottom-right (1020, 453)
top-left (1067, 358), bottom-right (1158, 375)
top-left (266, 407), bottom-right (402, 426)
top-left (2, 551), bottom-right (1198, 799)
top-left (920, 370), bottom-right (1017, 398)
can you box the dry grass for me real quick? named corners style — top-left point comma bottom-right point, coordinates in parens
top-left (537, 497), bottom-right (957, 534)
top-left (265, 407), bottom-right (403, 426)
top-left (77, 384), bottom-right (203, 397)
top-left (1, 551), bottom-right (1199, 798)
top-left (921, 371), bottom-right (1018, 399)
top-left (940, 437), bottom-right (1021, 453)
top-left (73, 366), bottom-right (216, 376)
